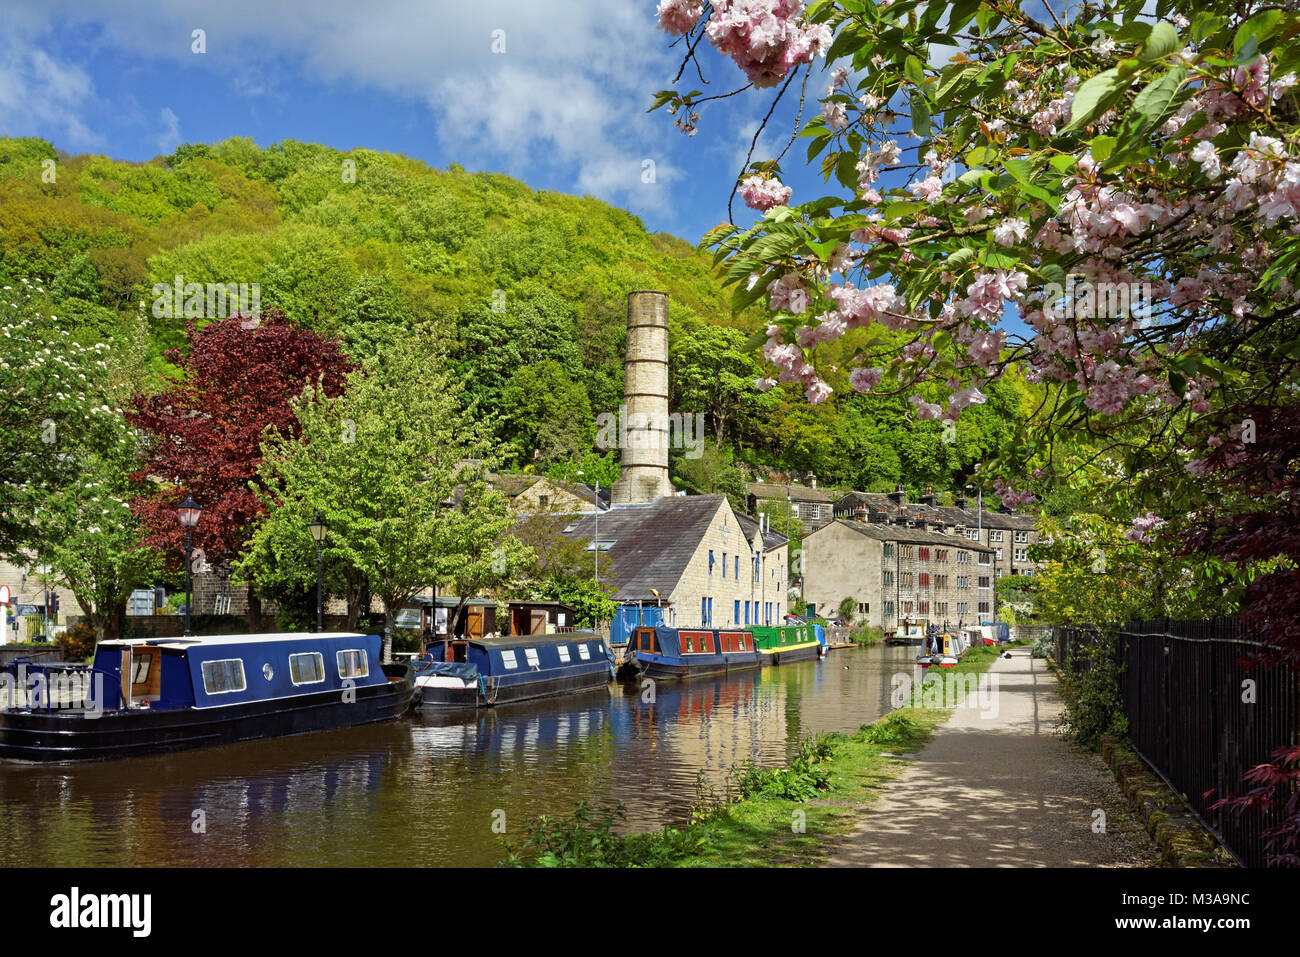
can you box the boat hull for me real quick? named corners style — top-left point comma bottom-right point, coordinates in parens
top-left (416, 666), bottom-right (611, 709)
top-left (758, 642), bottom-right (822, 666)
top-left (633, 653), bottom-right (763, 681)
top-left (0, 664), bottom-right (415, 763)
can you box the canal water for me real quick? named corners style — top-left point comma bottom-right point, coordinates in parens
top-left (0, 644), bottom-right (921, 867)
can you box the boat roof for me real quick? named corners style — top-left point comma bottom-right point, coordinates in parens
top-left (462, 632), bottom-right (602, 650)
top-left (99, 632), bottom-right (372, 651)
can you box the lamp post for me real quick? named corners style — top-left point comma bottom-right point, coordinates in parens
top-left (177, 495), bottom-right (202, 637)
top-left (577, 472), bottom-right (600, 585)
top-left (308, 512), bottom-right (327, 633)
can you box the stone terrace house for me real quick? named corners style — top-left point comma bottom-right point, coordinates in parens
top-left (558, 493), bottom-right (789, 629)
top-left (746, 481), bottom-right (841, 534)
top-left (802, 514), bottom-right (997, 630)
top-left (832, 485), bottom-right (1040, 581)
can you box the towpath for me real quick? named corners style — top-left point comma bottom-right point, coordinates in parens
top-left (825, 646), bottom-right (1160, 867)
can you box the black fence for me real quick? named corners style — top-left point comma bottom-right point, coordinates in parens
top-left (1056, 618), bottom-right (1300, 868)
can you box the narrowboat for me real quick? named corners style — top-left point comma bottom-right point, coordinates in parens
top-left (886, 618), bottom-right (927, 646)
top-left (413, 632), bottom-right (614, 709)
top-left (0, 633), bottom-right (415, 763)
top-left (627, 626), bottom-right (762, 681)
top-left (749, 623), bottom-right (823, 665)
top-left (916, 628), bottom-right (971, 669)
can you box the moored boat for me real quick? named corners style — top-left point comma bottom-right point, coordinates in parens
top-left (627, 626), bottom-right (762, 680)
top-left (749, 623), bottom-right (822, 665)
top-left (413, 632), bottom-right (614, 709)
top-left (886, 618), bottom-right (927, 646)
top-left (0, 632), bottom-right (414, 763)
top-left (916, 628), bottom-right (971, 669)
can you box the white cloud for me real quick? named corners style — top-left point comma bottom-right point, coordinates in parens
top-left (0, 38), bottom-right (99, 147)
top-left (156, 106), bottom-right (180, 154)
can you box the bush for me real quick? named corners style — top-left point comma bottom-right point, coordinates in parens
top-left (1031, 632), bottom-right (1054, 659)
top-left (736, 733), bottom-right (843, 801)
top-left (55, 623), bottom-right (97, 662)
top-left (1059, 630), bottom-right (1129, 748)
top-left (850, 624), bottom-right (886, 646)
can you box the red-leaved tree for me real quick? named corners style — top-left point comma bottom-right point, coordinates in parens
top-left (128, 311), bottom-right (351, 627)
top-left (1186, 402), bottom-right (1300, 866)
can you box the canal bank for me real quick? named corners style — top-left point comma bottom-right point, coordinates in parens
top-left (503, 645), bottom-right (1010, 867)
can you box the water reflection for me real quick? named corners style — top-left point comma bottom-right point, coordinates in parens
top-left (0, 645), bottom-right (918, 867)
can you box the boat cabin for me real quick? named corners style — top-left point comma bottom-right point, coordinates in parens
top-left (631, 627), bottom-right (754, 657)
top-left (428, 631), bottom-right (612, 675)
top-left (89, 633), bottom-right (391, 710)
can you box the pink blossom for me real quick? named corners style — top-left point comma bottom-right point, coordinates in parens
top-left (740, 174), bottom-right (793, 211)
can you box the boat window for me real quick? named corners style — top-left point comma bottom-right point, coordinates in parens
top-left (524, 648), bottom-right (540, 668)
top-left (336, 649), bottom-right (369, 679)
top-left (501, 650), bottom-right (519, 670)
top-left (131, 655), bottom-right (151, 685)
top-left (201, 659), bottom-right (247, 695)
top-left (290, 652), bottom-right (325, 685)
top-left (557, 645), bottom-right (571, 663)
top-left (578, 644), bottom-right (591, 660)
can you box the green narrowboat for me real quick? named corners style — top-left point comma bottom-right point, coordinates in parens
top-left (749, 623), bottom-right (824, 665)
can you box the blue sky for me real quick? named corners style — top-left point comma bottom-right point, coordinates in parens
top-left (0, 0), bottom-right (834, 247)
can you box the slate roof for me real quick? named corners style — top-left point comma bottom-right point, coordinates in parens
top-left (828, 518), bottom-right (994, 553)
top-left (833, 491), bottom-right (1036, 531)
top-left (748, 482), bottom-right (841, 503)
top-left (558, 494), bottom-right (784, 602)
top-left (736, 510), bottom-right (791, 551)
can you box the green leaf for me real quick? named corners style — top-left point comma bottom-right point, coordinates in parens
top-left (904, 54), bottom-right (926, 86)
top-left (1129, 68), bottom-right (1187, 135)
top-left (1234, 9), bottom-right (1284, 56)
top-left (1090, 135), bottom-right (1117, 161)
top-left (1141, 21), bottom-right (1179, 64)
top-left (1064, 68), bottom-right (1127, 132)
top-left (911, 92), bottom-right (931, 137)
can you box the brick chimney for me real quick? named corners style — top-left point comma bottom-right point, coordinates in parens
top-left (888, 484), bottom-right (906, 507)
top-left (920, 486), bottom-right (936, 506)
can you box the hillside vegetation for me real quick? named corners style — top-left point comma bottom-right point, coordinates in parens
top-left (0, 136), bottom-right (1032, 494)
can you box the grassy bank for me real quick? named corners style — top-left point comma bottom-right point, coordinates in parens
top-left (501, 644), bottom-right (1010, 867)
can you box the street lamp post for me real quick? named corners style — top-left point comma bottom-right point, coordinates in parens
top-left (308, 512), bottom-right (327, 633)
top-left (576, 472), bottom-right (600, 584)
top-left (176, 495), bottom-right (202, 637)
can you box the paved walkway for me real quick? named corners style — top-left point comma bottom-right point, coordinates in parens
top-left (826, 647), bottom-right (1159, 867)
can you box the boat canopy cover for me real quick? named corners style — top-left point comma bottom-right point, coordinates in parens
top-left (420, 661), bottom-right (479, 681)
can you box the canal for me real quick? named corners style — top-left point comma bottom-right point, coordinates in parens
top-left (0, 644), bottom-right (920, 866)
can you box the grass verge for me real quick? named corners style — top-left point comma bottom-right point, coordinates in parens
top-left (500, 643), bottom-right (1009, 867)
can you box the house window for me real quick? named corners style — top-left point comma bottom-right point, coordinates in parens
top-left (289, 652), bottom-right (325, 685)
top-left (709, 550), bottom-right (714, 575)
top-left (978, 601), bottom-right (991, 614)
top-left (884, 601), bottom-right (895, 618)
top-left (935, 602), bottom-right (947, 616)
top-left (902, 601), bottom-right (914, 615)
top-left (883, 544), bottom-right (894, 558)
top-left (538, 495), bottom-right (549, 507)
top-left (957, 551), bottom-right (970, 563)
top-left (978, 552), bottom-right (991, 565)
top-left (902, 572), bottom-right (914, 588)
top-left (524, 648), bottom-right (541, 668)
top-left (919, 573), bottom-right (930, 587)
top-left (989, 530), bottom-right (1004, 543)
top-left (957, 601), bottom-right (968, 615)
top-left (901, 545), bottom-right (914, 559)
top-left (978, 576), bottom-right (991, 589)
top-left (702, 597), bottom-right (708, 624)
top-left (791, 504), bottom-right (800, 517)
top-left (996, 548), bottom-right (1003, 561)
top-left (734, 555), bottom-right (739, 578)
top-left (919, 547), bottom-right (930, 561)
top-left (810, 505), bottom-right (821, 520)
top-left (1015, 531), bottom-right (1029, 544)
top-left (919, 601), bottom-right (930, 615)
top-left (1016, 548), bottom-right (1029, 562)
top-left (201, 659), bottom-right (246, 695)
top-left (336, 649), bottom-right (369, 679)
top-left (501, 650), bottom-right (519, 670)
top-left (857, 602), bottom-right (868, 614)
top-left (883, 570), bottom-right (894, 586)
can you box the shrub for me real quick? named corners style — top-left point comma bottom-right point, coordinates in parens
top-left (55, 623), bottom-right (97, 662)
top-left (850, 624), bottom-right (886, 646)
top-left (1059, 629), bottom-right (1129, 748)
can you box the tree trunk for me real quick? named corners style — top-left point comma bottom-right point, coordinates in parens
top-left (247, 585), bottom-right (263, 632)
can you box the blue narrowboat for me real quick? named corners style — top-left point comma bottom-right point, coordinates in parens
top-left (627, 626), bottom-right (763, 681)
top-left (414, 632), bottom-right (614, 709)
top-left (0, 632), bottom-right (415, 762)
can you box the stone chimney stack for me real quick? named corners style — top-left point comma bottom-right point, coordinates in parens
top-left (920, 486), bottom-right (936, 506)
top-left (888, 484), bottom-right (907, 507)
top-left (611, 291), bottom-right (674, 506)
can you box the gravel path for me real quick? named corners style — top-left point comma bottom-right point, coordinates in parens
top-left (825, 646), bottom-right (1161, 867)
